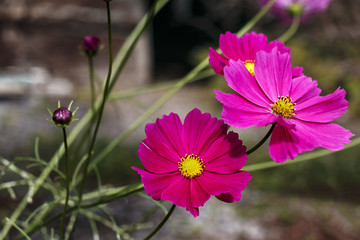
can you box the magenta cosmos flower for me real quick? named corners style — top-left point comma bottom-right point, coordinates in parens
top-left (260, 0), bottom-right (332, 21)
top-left (214, 48), bottom-right (353, 163)
top-left (208, 32), bottom-right (297, 76)
top-left (132, 108), bottom-right (252, 217)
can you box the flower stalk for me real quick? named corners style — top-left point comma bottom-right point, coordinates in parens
top-left (246, 122), bottom-right (276, 155)
top-left (77, 0), bottom-right (113, 205)
top-left (144, 204), bottom-right (176, 240)
top-left (59, 127), bottom-right (70, 238)
top-left (277, 15), bottom-right (301, 42)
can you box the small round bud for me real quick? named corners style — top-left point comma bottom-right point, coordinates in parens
top-left (82, 36), bottom-right (100, 57)
top-left (52, 107), bottom-right (72, 126)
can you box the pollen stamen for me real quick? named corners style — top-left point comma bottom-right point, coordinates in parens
top-left (271, 95), bottom-right (296, 119)
top-left (243, 60), bottom-right (255, 76)
top-left (178, 154), bottom-right (204, 178)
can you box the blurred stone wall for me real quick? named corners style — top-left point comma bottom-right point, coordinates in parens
top-left (0, 0), bottom-right (151, 96)
top-left (0, 0), bottom-right (152, 158)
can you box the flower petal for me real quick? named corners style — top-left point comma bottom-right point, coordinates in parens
top-left (182, 108), bottom-right (227, 156)
top-left (269, 123), bottom-right (314, 163)
top-left (224, 60), bottom-right (272, 107)
top-left (220, 32), bottom-right (268, 61)
top-left (143, 112), bottom-right (185, 163)
top-left (266, 40), bottom-right (291, 55)
top-left (269, 119), bottom-right (354, 163)
top-left (215, 90), bottom-right (276, 128)
top-left (161, 177), bottom-right (210, 217)
top-left (294, 88), bottom-right (349, 123)
top-left (198, 171), bottom-right (252, 203)
top-left (132, 167), bottom-right (181, 201)
top-left (254, 48), bottom-right (292, 101)
top-left (291, 66), bottom-right (304, 78)
top-left (138, 142), bottom-right (178, 173)
top-left (208, 47), bottom-right (229, 75)
top-left (290, 75), bottom-right (321, 104)
top-left (202, 131), bottom-right (248, 172)
top-left (294, 120), bottom-right (354, 151)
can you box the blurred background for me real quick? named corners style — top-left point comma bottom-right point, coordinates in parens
top-left (0, 0), bottom-right (360, 239)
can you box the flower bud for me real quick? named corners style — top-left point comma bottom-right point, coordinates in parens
top-left (82, 36), bottom-right (100, 57)
top-left (52, 107), bottom-right (72, 126)
top-left (47, 101), bottom-right (78, 128)
top-left (287, 3), bottom-right (304, 17)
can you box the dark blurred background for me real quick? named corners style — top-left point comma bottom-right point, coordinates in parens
top-left (0, 0), bottom-right (359, 239)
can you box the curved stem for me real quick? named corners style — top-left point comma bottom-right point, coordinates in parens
top-left (246, 122), bottom-right (276, 155)
top-left (77, 0), bottom-right (113, 205)
top-left (60, 127), bottom-right (70, 238)
top-left (277, 15), bottom-right (301, 43)
top-left (144, 204), bottom-right (176, 240)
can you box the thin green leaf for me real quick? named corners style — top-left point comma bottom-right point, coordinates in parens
top-left (5, 218), bottom-right (31, 240)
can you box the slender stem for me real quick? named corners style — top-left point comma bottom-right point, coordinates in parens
top-left (144, 204), bottom-right (176, 240)
top-left (243, 136), bottom-right (360, 171)
top-left (277, 15), bottom-right (301, 43)
top-left (77, 0), bottom-right (113, 205)
top-left (19, 184), bottom-right (144, 239)
top-left (60, 127), bottom-right (70, 238)
top-left (246, 122), bottom-right (276, 155)
top-left (85, 0), bottom-right (279, 173)
top-left (237, 0), bottom-right (277, 37)
top-left (88, 56), bottom-right (96, 115)
top-left (0, 2), bottom-right (169, 239)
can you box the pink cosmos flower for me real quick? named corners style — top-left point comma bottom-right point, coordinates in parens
top-left (208, 32), bottom-right (292, 76)
top-left (214, 47), bottom-right (353, 163)
top-left (132, 108), bottom-right (252, 217)
top-left (260, 0), bottom-right (332, 22)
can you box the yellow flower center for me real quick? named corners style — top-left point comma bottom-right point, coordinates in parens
top-left (271, 96), bottom-right (296, 119)
top-left (178, 154), bottom-right (204, 178)
top-left (243, 60), bottom-right (255, 76)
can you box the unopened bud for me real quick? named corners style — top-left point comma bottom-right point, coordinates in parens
top-left (82, 36), bottom-right (100, 57)
top-left (52, 107), bottom-right (72, 126)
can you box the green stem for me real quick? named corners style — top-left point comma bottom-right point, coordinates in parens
top-left (77, 0), bottom-right (113, 205)
top-left (246, 122), bottom-right (276, 155)
top-left (237, 0), bottom-right (277, 37)
top-left (244, 136), bottom-right (360, 172)
top-left (0, 1), bottom-right (169, 238)
top-left (19, 183), bottom-right (144, 239)
top-left (77, 0), bottom-right (279, 182)
top-left (277, 15), bottom-right (301, 43)
top-left (88, 56), bottom-right (96, 115)
top-left (144, 204), bottom-right (176, 240)
top-left (60, 127), bottom-right (70, 238)
top-left (108, 68), bottom-right (215, 102)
